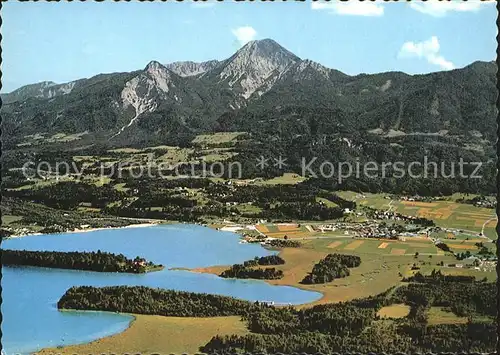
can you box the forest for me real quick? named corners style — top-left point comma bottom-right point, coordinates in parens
top-left (243, 255), bottom-right (285, 267)
top-left (1, 249), bottom-right (163, 273)
top-left (220, 264), bottom-right (284, 280)
top-left (58, 285), bottom-right (268, 317)
top-left (265, 239), bottom-right (301, 248)
top-left (220, 255), bottom-right (285, 280)
top-left (201, 274), bottom-right (496, 353)
top-left (301, 253), bottom-right (361, 284)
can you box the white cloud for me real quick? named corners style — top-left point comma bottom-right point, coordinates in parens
top-left (399, 36), bottom-right (455, 71)
top-left (410, 0), bottom-right (495, 17)
top-left (232, 26), bottom-right (257, 46)
top-left (311, 1), bottom-right (384, 16)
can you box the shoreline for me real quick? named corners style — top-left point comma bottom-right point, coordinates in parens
top-left (6, 219), bottom-right (243, 240)
top-left (7, 222), bottom-right (160, 239)
top-left (35, 313), bottom-right (137, 354)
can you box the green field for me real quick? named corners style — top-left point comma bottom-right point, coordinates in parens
top-left (192, 132), bottom-right (245, 146)
top-left (254, 173), bottom-right (306, 185)
top-left (37, 315), bottom-right (248, 354)
top-left (1, 215), bottom-right (23, 225)
top-left (427, 307), bottom-right (468, 325)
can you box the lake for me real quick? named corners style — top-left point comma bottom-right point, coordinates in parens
top-left (1, 224), bottom-right (322, 354)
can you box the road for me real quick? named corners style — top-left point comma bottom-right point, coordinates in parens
top-left (481, 215), bottom-right (497, 241)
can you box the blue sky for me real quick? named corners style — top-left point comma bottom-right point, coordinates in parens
top-left (2, 1), bottom-right (497, 92)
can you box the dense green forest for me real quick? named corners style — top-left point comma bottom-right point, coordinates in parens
top-left (219, 255), bottom-right (285, 280)
top-left (243, 255), bottom-right (285, 267)
top-left (404, 270), bottom-right (476, 283)
top-left (1, 249), bottom-right (163, 273)
top-left (220, 264), bottom-right (284, 280)
top-left (58, 285), bottom-right (267, 316)
top-left (200, 321), bottom-right (496, 354)
top-left (201, 274), bottom-right (496, 353)
top-left (391, 271), bottom-right (496, 318)
top-left (265, 239), bottom-right (302, 248)
top-left (301, 253), bottom-right (361, 284)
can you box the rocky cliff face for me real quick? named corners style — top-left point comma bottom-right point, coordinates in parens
top-left (166, 60), bottom-right (220, 77)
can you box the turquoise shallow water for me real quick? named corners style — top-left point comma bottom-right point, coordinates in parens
top-left (1, 224), bottom-right (322, 354)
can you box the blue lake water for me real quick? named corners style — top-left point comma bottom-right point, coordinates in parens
top-left (1, 224), bottom-right (322, 354)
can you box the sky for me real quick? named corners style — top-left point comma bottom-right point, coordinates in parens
top-left (2, 0), bottom-right (497, 93)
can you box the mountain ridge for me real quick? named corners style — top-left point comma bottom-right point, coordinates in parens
top-left (4, 39), bottom-right (492, 98)
top-left (2, 38), bottom-right (497, 148)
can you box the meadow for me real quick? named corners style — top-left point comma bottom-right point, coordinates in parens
top-left (37, 315), bottom-right (248, 354)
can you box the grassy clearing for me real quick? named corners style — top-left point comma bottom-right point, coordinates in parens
top-left (47, 132), bottom-right (88, 143)
top-left (305, 237), bottom-right (441, 256)
top-left (255, 223), bottom-right (314, 239)
top-left (198, 150), bottom-right (238, 162)
top-left (37, 315), bottom-right (248, 354)
top-left (255, 173), bottom-right (306, 185)
top-left (10, 178), bottom-right (65, 191)
top-left (73, 155), bottom-right (96, 163)
top-left (377, 304), bottom-right (411, 319)
top-left (19, 132), bottom-right (88, 146)
top-left (192, 132), bottom-right (245, 145)
top-left (113, 183), bottom-right (130, 192)
top-left (77, 207), bottom-right (101, 213)
top-left (236, 204), bottom-right (263, 215)
top-left (1, 215), bottom-right (23, 225)
top-left (143, 145), bottom-right (177, 150)
top-left (108, 147), bottom-right (144, 153)
top-left (427, 307), bottom-right (468, 325)
top-left (81, 176), bottom-right (112, 187)
top-left (157, 147), bottom-right (194, 164)
top-left (316, 197), bottom-right (338, 207)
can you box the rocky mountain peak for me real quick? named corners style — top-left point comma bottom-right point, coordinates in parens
top-left (145, 60), bottom-right (167, 72)
top-left (218, 38), bottom-right (300, 99)
top-left (240, 38), bottom-right (300, 61)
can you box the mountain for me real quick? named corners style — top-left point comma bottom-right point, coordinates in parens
top-left (203, 39), bottom-right (300, 100)
top-left (2, 39), bottom-right (497, 149)
top-left (166, 60), bottom-right (220, 77)
top-left (1, 80), bottom-right (80, 104)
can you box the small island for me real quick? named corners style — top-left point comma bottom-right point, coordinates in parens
top-left (1, 249), bottom-right (164, 274)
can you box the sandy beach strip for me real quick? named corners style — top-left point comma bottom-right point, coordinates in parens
top-left (9, 222), bottom-right (158, 239)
